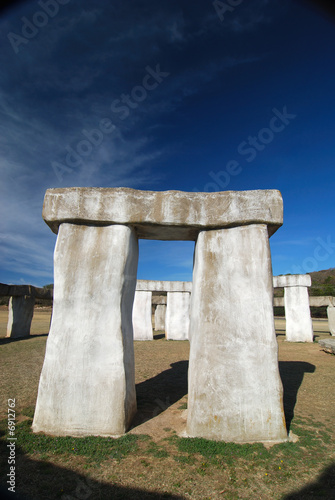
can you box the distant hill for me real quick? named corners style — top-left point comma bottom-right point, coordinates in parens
top-left (309, 268), bottom-right (335, 296)
top-left (274, 268), bottom-right (335, 297)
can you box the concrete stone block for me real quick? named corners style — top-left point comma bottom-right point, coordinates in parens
top-left (154, 304), bottom-right (166, 331)
top-left (32, 223), bottom-right (138, 437)
top-left (284, 286), bottom-right (313, 342)
top-left (132, 291), bottom-right (153, 340)
top-left (273, 297), bottom-right (284, 307)
top-left (273, 274), bottom-right (311, 288)
top-left (309, 296), bottom-right (335, 307)
top-left (6, 295), bottom-right (35, 338)
top-left (137, 280), bottom-right (192, 292)
top-left (152, 295), bottom-right (167, 305)
top-left (43, 187), bottom-right (283, 239)
top-left (318, 338), bottom-right (335, 354)
top-left (187, 224), bottom-right (287, 443)
top-left (327, 306), bottom-right (335, 336)
top-left (166, 292), bottom-right (190, 340)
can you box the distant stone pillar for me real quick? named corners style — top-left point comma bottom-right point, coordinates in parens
top-left (154, 304), bottom-right (166, 331)
top-left (166, 292), bottom-right (190, 340)
top-left (33, 223), bottom-right (138, 437)
top-left (6, 295), bottom-right (35, 338)
top-left (187, 224), bottom-right (287, 443)
top-left (274, 275), bottom-right (313, 342)
top-left (327, 306), bottom-right (335, 336)
top-left (132, 291), bottom-right (153, 340)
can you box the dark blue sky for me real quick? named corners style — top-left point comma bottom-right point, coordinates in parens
top-left (0, 0), bottom-right (334, 286)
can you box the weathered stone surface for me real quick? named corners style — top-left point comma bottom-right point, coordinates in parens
top-left (318, 338), bottom-right (335, 354)
top-left (284, 286), bottom-right (313, 342)
top-left (32, 223), bottom-right (138, 437)
top-left (309, 296), bottom-right (335, 307)
top-left (154, 304), bottom-right (166, 331)
top-left (132, 291), bottom-right (153, 340)
top-left (273, 275), bottom-right (311, 288)
top-left (187, 224), bottom-right (287, 443)
top-left (274, 295), bottom-right (335, 308)
top-left (43, 188), bottom-right (283, 239)
top-left (6, 295), bottom-right (35, 338)
top-left (166, 292), bottom-right (190, 340)
top-left (36, 187), bottom-right (286, 443)
top-left (152, 295), bottom-right (167, 305)
top-left (327, 306), bottom-right (335, 336)
top-left (0, 283), bottom-right (52, 300)
top-left (137, 280), bottom-right (192, 292)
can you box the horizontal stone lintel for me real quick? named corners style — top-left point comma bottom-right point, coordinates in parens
top-left (0, 283), bottom-right (53, 300)
top-left (136, 280), bottom-right (192, 292)
top-left (309, 296), bottom-right (335, 307)
top-left (274, 296), bottom-right (335, 307)
top-left (273, 275), bottom-right (311, 288)
top-left (43, 188), bottom-right (283, 240)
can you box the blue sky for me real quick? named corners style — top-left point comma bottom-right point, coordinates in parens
top-left (0, 0), bottom-right (334, 287)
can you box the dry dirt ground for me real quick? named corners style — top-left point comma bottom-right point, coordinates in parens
top-left (0, 308), bottom-right (334, 499)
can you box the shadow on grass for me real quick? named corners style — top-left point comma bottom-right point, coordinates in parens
top-left (283, 462), bottom-right (335, 499)
top-left (0, 431), bottom-right (184, 500)
top-left (132, 360), bottom-right (188, 428)
top-left (279, 361), bottom-right (316, 432)
top-left (0, 334), bottom-right (48, 346)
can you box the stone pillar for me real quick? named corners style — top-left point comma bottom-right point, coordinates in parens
top-left (32, 223), bottom-right (138, 437)
top-left (327, 306), bottom-right (335, 336)
top-left (154, 303), bottom-right (166, 331)
top-left (6, 295), bottom-right (35, 338)
top-left (132, 291), bottom-right (153, 340)
top-left (274, 275), bottom-right (313, 342)
top-left (187, 224), bottom-right (287, 443)
top-left (166, 292), bottom-right (190, 340)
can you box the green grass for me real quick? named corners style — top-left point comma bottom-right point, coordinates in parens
top-left (144, 441), bottom-right (169, 458)
top-left (168, 418), bottom-right (333, 471)
top-left (1, 406), bottom-right (334, 500)
top-left (0, 417), bottom-right (139, 463)
top-left (178, 402), bottom-right (187, 410)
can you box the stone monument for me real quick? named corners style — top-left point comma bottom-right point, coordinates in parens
top-left (33, 187), bottom-right (287, 443)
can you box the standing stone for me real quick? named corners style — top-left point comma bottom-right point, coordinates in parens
top-left (32, 223), bottom-right (138, 437)
top-left (274, 275), bottom-right (313, 342)
top-left (154, 303), bottom-right (166, 331)
top-left (132, 291), bottom-right (153, 340)
top-left (327, 306), bottom-right (335, 336)
top-left (284, 286), bottom-right (313, 342)
top-left (166, 292), bottom-right (190, 340)
top-left (6, 295), bottom-right (35, 338)
top-left (187, 224), bottom-right (287, 443)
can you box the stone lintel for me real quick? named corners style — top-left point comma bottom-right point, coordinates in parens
top-left (136, 280), bottom-right (192, 292)
top-left (0, 282), bottom-right (53, 300)
top-left (43, 188), bottom-right (283, 240)
top-left (275, 295), bottom-right (335, 307)
top-left (273, 274), bottom-right (311, 288)
top-left (309, 296), bottom-right (335, 307)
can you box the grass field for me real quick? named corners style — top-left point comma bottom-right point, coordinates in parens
top-left (0, 308), bottom-right (334, 499)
